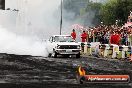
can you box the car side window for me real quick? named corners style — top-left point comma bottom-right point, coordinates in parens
top-left (52, 37), bottom-right (55, 42)
top-left (49, 37), bottom-right (53, 42)
top-left (49, 37), bottom-right (55, 42)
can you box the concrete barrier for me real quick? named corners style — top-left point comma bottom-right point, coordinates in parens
top-left (81, 42), bottom-right (132, 60)
top-left (81, 42), bottom-right (100, 55)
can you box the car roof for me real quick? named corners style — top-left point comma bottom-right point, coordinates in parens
top-left (53, 35), bottom-right (71, 37)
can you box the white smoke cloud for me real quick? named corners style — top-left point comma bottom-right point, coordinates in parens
top-left (0, 25), bottom-right (48, 56)
top-left (0, 0), bottom-right (62, 56)
top-left (4, 0), bottom-right (61, 38)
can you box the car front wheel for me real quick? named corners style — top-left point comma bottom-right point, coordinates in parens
top-left (76, 52), bottom-right (80, 58)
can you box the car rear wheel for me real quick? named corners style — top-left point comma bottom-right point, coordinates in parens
top-left (52, 50), bottom-right (57, 58)
top-left (76, 53), bottom-right (80, 58)
top-left (48, 53), bottom-right (52, 57)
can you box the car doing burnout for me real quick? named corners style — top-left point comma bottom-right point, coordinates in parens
top-left (46, 35), bottom-right (81, 58)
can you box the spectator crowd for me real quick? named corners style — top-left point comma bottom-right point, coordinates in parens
top-left (71, 24), bottom-right (132, 46)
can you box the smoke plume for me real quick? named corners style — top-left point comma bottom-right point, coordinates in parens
top-left (0, 0), bottom-right (61, 56)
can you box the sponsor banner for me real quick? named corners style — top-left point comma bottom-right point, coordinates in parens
top-left (84, 75), bottom-right (130, 83)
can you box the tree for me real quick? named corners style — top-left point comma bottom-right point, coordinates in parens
top-left (85, 2), bottom-right (102, 25)
top-left (100, 0), bottom-right (132, 25)
top-left (115, 0), bottom-right (132, 24)
top-left (63, 0), bottom-right (89, 17)
top-left (63, 0), bottom-right (102, 26)
top-left (62, 0), bottom-right (132, 26)
top-left (100, 0), bottom-right (117, 25)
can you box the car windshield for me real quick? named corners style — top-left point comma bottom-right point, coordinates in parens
top-left (54, 36), bottom-right (74, 42)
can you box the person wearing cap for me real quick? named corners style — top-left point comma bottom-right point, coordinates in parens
top-left (71, 29), bottom-right (76, 40)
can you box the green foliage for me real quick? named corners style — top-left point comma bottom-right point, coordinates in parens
top-left (63, 0), bottom-right (89, 16)
top-left (63, 0), bottom-right (132, 26)
top-left (100, 0), bottom-right (132, 25)
top-left (86, 2), bottom-right (102, 11)
top-left (100, 0), bottom-right (117, 25)
top-left (80, 8), bottom-right (86, 16)
top-left (85, 2), bottom-right (102, 25)
top-left (63, 0), bottom-right (102, 26)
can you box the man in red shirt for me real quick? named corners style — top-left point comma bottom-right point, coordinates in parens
top-left (81, 31), bottom-right (88, 52)
top-left (81, 31), bottom-right (87, 42)
top-left (110, 31), bottom-right (120, 45)
top-left (115, 31), bottom-right (121, 45)
top-left (71, 29), bottom-right (76, 40)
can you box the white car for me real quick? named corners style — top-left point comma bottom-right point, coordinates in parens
top-left (46, 35), bottom-right (81, 58)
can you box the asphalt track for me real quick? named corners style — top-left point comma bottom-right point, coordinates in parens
top-left (0, 53), bottom-right (131, 88)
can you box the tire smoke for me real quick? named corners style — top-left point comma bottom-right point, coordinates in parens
top-left (0, 0), bottom-right (61, 56)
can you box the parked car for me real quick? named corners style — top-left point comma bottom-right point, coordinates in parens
top-left (46, 35), bottom-right (81, 58)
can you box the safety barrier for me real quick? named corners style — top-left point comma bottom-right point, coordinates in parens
top-left (80, 42), bottom-right (132, 61)
top-left (99, 44), bottom-right (132, 59)
top-left (80, 42), bottom-right (100, 55)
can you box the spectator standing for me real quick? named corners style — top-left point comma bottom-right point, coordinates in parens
top-left (115, 31), bottom-right (121, 45)
top-left (71, 29), bottom-right (76, 40)
top-left (81, 31), bottom-right (87, 42)
top-left (110, 31), bottom-right (116, 44)
top-left (110, 31), bottom-right (121, 45)
top-left (81, 31), bottom-right (88, 52)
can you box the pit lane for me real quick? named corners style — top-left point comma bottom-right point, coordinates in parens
top-left (0, 53), bottom-right (131, 88)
